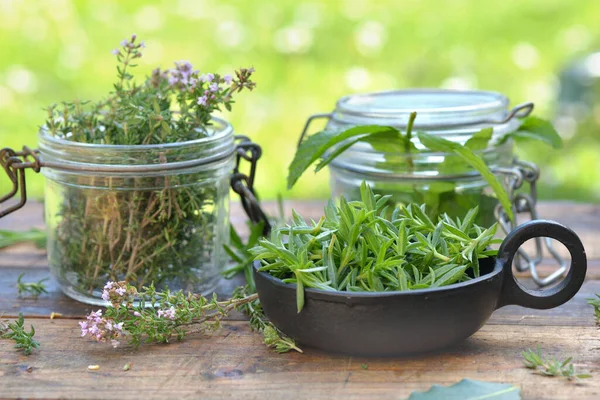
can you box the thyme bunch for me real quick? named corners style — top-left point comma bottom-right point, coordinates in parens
top-left (252, 182), bottom-right (500, 312)
top-left (16, 273), bottom-right (48, 298)
top-left (522, 347), bottom-right (592, 380)
top-left (41, 35), bottom-right (257, 297)
top-left (1, 313), bottom-right (40, 356)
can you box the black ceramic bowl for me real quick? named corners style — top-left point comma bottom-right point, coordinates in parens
top-left (254, 220), bottom-right (587, 356)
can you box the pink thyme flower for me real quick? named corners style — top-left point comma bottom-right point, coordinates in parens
top-left (200, 73), bottom-right (214, 83)
top-left (111, 339), bottom-right (120, 348)
top-left (102, 290), bottom-right (110, 301)
top-left (197, 96), bottom-right (208, 106)
top-left (116, 287), bottom-right (126, 296)
top-left (104, 282), bottom-right (115, 290)
top-left (209, 83), bottom-right (219, 92)
top-left (79, 321), bottom-right (88, 337)
top-left (223, 74), bottom-right (233, 85)
top-left (115, 322), bottom-right (124, 331)
top-left (133, 311), bottom-right (141, 317)
top-left (120, 39), bottom-right (128, 47)
top-left (105, 321), bottom-right (113, 331)
top-left (111, 49), bottom-right (119, 56)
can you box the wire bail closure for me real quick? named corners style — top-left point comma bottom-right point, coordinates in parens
top-left (0, 138), bottom-right (271, 236)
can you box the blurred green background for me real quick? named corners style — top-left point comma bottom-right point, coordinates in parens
top-left (1, 0), bottom-right (600, 202)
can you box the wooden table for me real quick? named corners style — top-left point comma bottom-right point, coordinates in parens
top-left (1, 201), bottom-right (599, 400)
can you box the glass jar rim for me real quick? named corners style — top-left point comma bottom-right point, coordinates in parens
top-left (38, 116), bottom-right (233, 151)
top-left (334, 89), bottom-right (512, 129)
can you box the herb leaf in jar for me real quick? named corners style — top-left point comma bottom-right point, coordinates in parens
top-left (251, 182), bottom-right (501, 312)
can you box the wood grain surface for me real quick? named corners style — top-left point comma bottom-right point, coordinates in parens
top-left (1, 201), bottom-right (599, 400)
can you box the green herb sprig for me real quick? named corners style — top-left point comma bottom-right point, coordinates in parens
top-left (232, 285), bottom-right (302, 353)
top-left (251, 182), bottom-right (500, 312)
top-left (288, 112), bottom-right (563, 226)
top-left (0, 228), bottom-right (46, 250)
top-left (1, 313), bottom-right (40, 356)
top-left (522, 347), bottom-right (592, 380)
top-left (80, 281), bottom-right (301, 353)
top-left (588, 294), bottom-right (600, 324)
top-left (16, 273), bottom-right (49, 298)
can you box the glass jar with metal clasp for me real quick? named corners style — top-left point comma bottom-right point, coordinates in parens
top-left (298, 89), bottom-right (566, 287)
top-left (0, 117), bottom-right (269, 305)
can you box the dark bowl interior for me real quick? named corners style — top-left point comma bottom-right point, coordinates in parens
top-left (254, 257), bottom-right (504, 357)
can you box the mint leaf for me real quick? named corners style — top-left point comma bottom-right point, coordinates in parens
top-left (502, 116), bottom-right (563, 149)
top-left (417, 132), bottom-right (514, 223)
top-left (288, 125), bottom-right (398, 189)
top-left (465, 127), bottom-right (493, 150)
top-left (408, 379), bottom-right (520, 399)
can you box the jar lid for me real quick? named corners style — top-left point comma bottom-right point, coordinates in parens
top-left (333, 89), bottom-right (528, 129)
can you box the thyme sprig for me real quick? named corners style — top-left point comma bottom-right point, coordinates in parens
top-left (232, 285), bottom-right (302, 353)
top-left (522, 347), bottom-right (592, 380)
top-left (16, 273), bottom-right (49, 298)
top-left (1, 313), bottom-right (40, 356)
top-left (252, 182), bottom-right (500, 312)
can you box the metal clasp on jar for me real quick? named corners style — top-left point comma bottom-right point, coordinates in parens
top-left (0, 137), bottom-right (271, 234)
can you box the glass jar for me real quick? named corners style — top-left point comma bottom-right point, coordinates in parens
top-left (301, 89), bottom-right (531, 228)
top-left (1, 117), bottom-right (267, 305)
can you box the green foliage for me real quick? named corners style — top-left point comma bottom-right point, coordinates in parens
top-left (81, 281), bottom-right (301, 354)
top-left (288, 125), bottom-right (399, 189)
top-left (222, 222), bottom-right (266, 291)
top-left (233, 285), bottom-right (302, 353)
top-left (408, 379), bottom-right (520, 400)
top-left (251, 182), bottom-right (500, 312)
top-left (417, 131), bottom-right (514, 223)
top-left (42, 36), bottom-right (256, 295)
top-left (16, 273), bottom-right (48, 298)
top-left (0, 229), bottom-right (47, 249)
top-left (587, 294), bottom-right (600, 324)
top-left (522, 347), bottom-right (592, 380)
top-left (0, 313), bottom-right (40, 356)
top-left (510, 116), bottom-right (563, 149)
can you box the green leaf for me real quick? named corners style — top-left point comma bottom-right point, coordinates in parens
top-left (465, 128), bottom-right (493, 151)
top-left (287, 125), bottom-right (398, 189)
top-left (315, 128), bottom-right (402, 173)
top-left (417, 131), bottom-right (514, 223)
top-left (509, 116), bottom-right (563, 149)
top-left (408, 379), bottom-right (521, 400)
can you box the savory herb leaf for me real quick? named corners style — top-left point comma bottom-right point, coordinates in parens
top-left (509, 116), bottom-right (563, 149)
top-left (417, 131), bottom-right (514, 223)
top-left (288, 125), bottom-right (399, 189)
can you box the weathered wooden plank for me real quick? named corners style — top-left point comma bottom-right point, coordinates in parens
top-left (0, 320), bottom-right (598, 400)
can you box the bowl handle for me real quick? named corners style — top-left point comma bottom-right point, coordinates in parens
top-left (496, 220), bottom-right (587, 309)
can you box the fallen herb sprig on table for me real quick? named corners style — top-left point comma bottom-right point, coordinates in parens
top-left (1, 313), bottom-right (40, 356)
top-left (79, 281), bottom-right (301, 353)
top-left (0, 228), bottom-right (46, 250)
top-left (251, 182), bottom-right (501, 312)
top-left (16, 273), bottom-right (49, 298)
top-left (522, 347), bottom-right (592, 380)
top-left (587, 294), bottom-right (600, 325)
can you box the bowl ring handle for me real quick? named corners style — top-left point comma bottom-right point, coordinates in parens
top-left (496, 220), bottom-right (587, 309)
